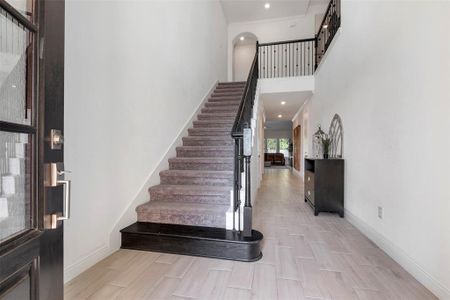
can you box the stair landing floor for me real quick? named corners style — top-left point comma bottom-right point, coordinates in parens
top-left (64, 169), bottom-right (437, 300)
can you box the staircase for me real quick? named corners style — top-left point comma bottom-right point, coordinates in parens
top-left (121, 82), bottom-right (263, 261)
top-left (135, 81), bottom-right (245, 228)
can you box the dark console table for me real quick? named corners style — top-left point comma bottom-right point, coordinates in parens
top-left (304, 158), bottom-right (344, 217)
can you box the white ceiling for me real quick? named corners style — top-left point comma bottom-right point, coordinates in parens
top-left (261, 91), bottom-right (312, 121)
top-left (265, 120), bottom-right (292, 131)
top-left (220, 0), bottom-right (328, 23)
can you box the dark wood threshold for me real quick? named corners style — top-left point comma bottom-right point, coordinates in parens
top-left (121, 222), bottom-right (263, 262)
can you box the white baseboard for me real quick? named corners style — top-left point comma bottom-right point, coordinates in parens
top-left (345, 208), bottom-right (450, 300)
top-left (64, 243), bottom-right (112, 283)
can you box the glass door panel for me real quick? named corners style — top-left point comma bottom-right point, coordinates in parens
top-left (266, 138), bottom-right (277, 153)
top-left (0, 131), bottom-right (32, 242)
top-left (4, 0), bottom-right (34, 21)
top-left (279, 138), bottom-right (290, 157)
top-left (0, 6), bottom-right (33, 125)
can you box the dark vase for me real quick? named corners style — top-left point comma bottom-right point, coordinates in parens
top-left (323, 153), bottom-right (329, 159)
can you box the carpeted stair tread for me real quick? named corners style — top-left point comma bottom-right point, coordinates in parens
top-left (201, 107), bottom-right (238, 113)
top-left (149, 184), bottom-right (232, 205)
top-left (182, 136), bottom-right (233, 146)
top-left (150, 184), bottom-right (232, 195)
top-left (136, 201), bottom-right (228, 227)
top-left (188, 128), bottom-right (231, 136)
top-left (160, 170), bottom-right (233, 186)
top-left (197, 113), bottom-right (236, 120)
top-left (208, 96), bottom-right (242, 102)
top-left (135, 81), bottom-right (244, 229)
top-left (193, 120), bottom-right (234, 128)
top-left (214, 88), bottom-right (245, 94)
top-left (176, 145), bottom-right (234, 157)
top-left (217, 81), bottom-right (246, 86)
top-left (205, 101), bottom-right (241, 107)
top-left (169, 157), bottom-right (233, 171)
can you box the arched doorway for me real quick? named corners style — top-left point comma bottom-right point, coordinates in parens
top-left (232, 32), bottom-right (258, 81)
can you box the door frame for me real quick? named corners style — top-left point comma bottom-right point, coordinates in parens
top-left (293, 125), bottom-right (301, 171)
top-left (0, 0), bottom-right (65, 298)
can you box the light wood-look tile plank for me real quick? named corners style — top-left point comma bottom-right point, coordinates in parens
top-left (251, 263), bottom-right (277, 299)
top-left (85, 284), bottom-right (123, 300)
top-left (114, 262), bottom-right (171, 299)
top-left (198, 270), bottom-right (231, 299)
top-left (277, 278), bottom-right (306, 300)
top-left (224, 287), bottom-right (252, 300)
top-left (228, 261), bottom-right (254, 289)
top-left (276, 246), bottom-right (300, 280)
top-left (146, 276), bottom-right (181, 299)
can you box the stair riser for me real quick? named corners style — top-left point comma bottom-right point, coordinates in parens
top-left (208, 97), bottom-right (241, 102)
top-left (188, 129), bottom-right (230, 136)
top-left (160, 176), bottom-right (233, 186)
top-left (137, 213), bottom-right (225, 228)
top-left (204, 102), bottom-right (240, 107)
top-left (218, 82), bottom-right (246, 86)
top-left (216, 84), bottom-right (245, 90)
top-left (149, 192), bottom-right (230, 205)
top-left (121, 222), bottom-right (263, 262)
top-left (193, 121), bottom-right (234, 128)
top-left (201, 107), bottom-right (238, 113)
top-left (214, 89), bottom-right (244, 94)
top-left (169, 161), bottom-right (233, 171)
top-left (183, 140), bottom-right (233, 146)
top-left (176, 149), bottom-right (234, 157)
top-left (198, 114), bottom-right (235, 121)
top-left (212, 91), bottom-right (242, 96)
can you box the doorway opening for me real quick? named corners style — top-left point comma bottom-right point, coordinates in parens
top-left (232, 32), bottom-right (258, 81)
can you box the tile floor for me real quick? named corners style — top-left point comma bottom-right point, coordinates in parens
top-left (65, 169), bottom-right (437, 300)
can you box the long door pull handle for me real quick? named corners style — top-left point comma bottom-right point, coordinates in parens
top-left (56, 180), bottom-right (71, 220)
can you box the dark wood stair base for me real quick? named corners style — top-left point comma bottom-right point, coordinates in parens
top-left (121, 222), bottom-right (263, 262)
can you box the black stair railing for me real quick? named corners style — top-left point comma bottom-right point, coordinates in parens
top-left (230, 0), bottom-right (340, 237)
top-left (258, 38), bottom-right (316, 78)
top-left (315, 0), bottom-right (341, 68)
top-left (231, 42), bottom-right (259, 237)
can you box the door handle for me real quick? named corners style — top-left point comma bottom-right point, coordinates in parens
top-left (44, 163), bottom-right (71, 228)
top-left (56, 179), bottom-right (71, 220)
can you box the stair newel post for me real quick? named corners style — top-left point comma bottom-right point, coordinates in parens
top-left (233, 138), bottom-right (239, 231)
top-left (242, 124), bottom-right (252, 237)
top-left (238, 137), bottom-right (243, 231)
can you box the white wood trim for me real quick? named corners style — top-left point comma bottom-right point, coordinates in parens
top-left (64, 243), bottom-right (112, 283)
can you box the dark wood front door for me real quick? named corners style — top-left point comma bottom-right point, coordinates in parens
top-left (0, 0), bottom-right (65, 299)
top-left (293, 125), bottom-right (301, 171)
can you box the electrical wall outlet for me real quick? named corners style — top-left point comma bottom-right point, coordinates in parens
top-left (378, 206), bottom-right (383, 219)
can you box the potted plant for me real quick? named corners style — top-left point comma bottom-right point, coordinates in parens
top-left (322, 135), bottom-right (331, 159)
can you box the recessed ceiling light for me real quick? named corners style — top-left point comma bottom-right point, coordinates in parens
top-left (281, 101), bottom-right (286, 105)
top-left (240, 36), bottom-right (245, 41)
top-left (323, 24), bottom-right (328, 29)
top-left (278, 114), bottom-right (282, 118)
top-left (11, 84), bottom-right (16, 88)
top-left (264, 3), bottom-right (270, 9)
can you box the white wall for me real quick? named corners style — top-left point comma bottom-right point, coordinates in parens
top-left (233, 40), bottom-right (256, 81)
top-left (309, 1), bottom-right (450, 298)
top-left (64, 0), bottom-right (227, 282)
top-left (227, 5), bottom-right (327, 80)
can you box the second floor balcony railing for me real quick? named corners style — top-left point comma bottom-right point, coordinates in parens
top-left (258, 38), bottom-right (316, 79)
top-left (257, 0), bottom-right (341, 79)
